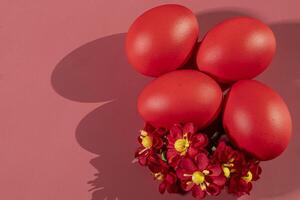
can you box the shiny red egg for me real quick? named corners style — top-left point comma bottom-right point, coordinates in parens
top-left (223, 80), bottom-right (292, 160)
top-left (138, 70), bottom-right (223, 129)
top-left (197, 17), bottom-right (276, 83)
top-left (126, 4), bottom-right (199, 77)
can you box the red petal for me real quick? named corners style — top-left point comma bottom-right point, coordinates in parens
top-left (177, 169), bottom-right (190, 180)
top-left (193, 134), bottom-right (208, 148)
top-left (153, 137), bottom-right (163, 149)
top-left (206, 183), bottom-right (221, 196)
top-left (138, 156), bottom-right (147, 166)
top-left (167, 183), bottom-right (179, 194)
top-left (181, 180), bottom-right (194, 191)
top-left (167, 149), bottom-right (182, 168)
top-left (249, 162), bottom-right (262, 181)
top-left (192, 185), bottom-right (206, 199)
top-left (239, 179), bottom-right (251, 192)
top-left (170, 124), bottom-right (183, 138)
top-left (159, 182), bottom-right (166, 194)
top-left (171, 156), bottom-right (182, 168)
top-left (167, 149), bottom-right (177, 159)
top-left (180, 157), bottom-right (197, 173)
top-left (217, 140), bottom-right (227, 150)
top-left (228, 177), bottom-right (252, 197)
top-left (167, 138), bottom-right (176, 148)
top-left (195, 153), bottom-right (209, 171)
top-left (165, 173), bottom-right (176, 184)
top-left (155, 127), bottom-right (167, 136)
top-left (188, 146), bottom-right (198, 158)
top-left (183, 123), bottom-right (195, 134)
top-left (207, 165), bottom-right (222, 176)
top-left (228, 178), bottom-right (238, 194)
top-left (211, 175), bottom-right (226, 186)
top-left (144, 123), bottom-right (155, 133)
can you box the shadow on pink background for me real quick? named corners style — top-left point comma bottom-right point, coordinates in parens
top-left (51, 10), bottom-right (300, 200)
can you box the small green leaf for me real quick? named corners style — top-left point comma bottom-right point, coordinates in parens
top-left (161, 151), bottom-right (167, 162)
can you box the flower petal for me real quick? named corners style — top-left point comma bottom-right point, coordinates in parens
top-left (195, 153), bottom-right (209, 171)
top-left (153, 137), bottom-right (163, 149)
top-left (176, 168), bottom-right (189, 180)
top-left (167, 149), bottom-right (182, 168)
top-left (207, 165), bottom-right (222, 176)
top-left (138, 156), bottom-right (147, 166)
top-left (180, 157), bottom-right (197, 173)
top-left (170, 124), bottom-right (183, 138)
top-left (181, 180), bottom-right (194, 191)
top-left (249, 161), bottom-right (262, 181)
top-left (183, 122), bottom-right (195, 134)
top-left (167, 149), bottom-right (177, 160)
top-left (228, 177), bottom-right (252, 197)
top-left (167, 137), bottom-right (176, 148)
top-left (188, 146), bottom-right (199, 158)
top-left (193, 134), bottom-right (208, 148)
top-left (165, 173), bottom-right (176, 184)
top-left (206, 183), bottom-right (221, 196)
top-left (155, 127), bottom-right (167, 136)
top-left (240, 179), bottom-right (251, 192)
top-left (167, 183), bottom-right (179, 194)
top-left (159, 182), bottom-right (166, 194)
top-left (144, 123), bottom-right (155, 133)
top-left (211, 175), bottom-right (226, 186)
top-left (192, 185), bottom-right (206, 199)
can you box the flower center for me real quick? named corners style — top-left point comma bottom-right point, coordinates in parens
top-left (174, 133), bottom-right (190, 155)
top-left (222, 166), bottom-right (231, 178)
top-left (222, 158), bottom-right (235, 178)
top-left (192, 171), bottom-right (205, 185)
top-left (153, 172), bottom-right (164, 181)
top-left (140, 130), bottom-right (152, 149)
top-left (242, 171), bottom-right (253, 183)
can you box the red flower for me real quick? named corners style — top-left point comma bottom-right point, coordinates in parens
top-left (167, 123), bottom-right (208, 168)
top-left (177, 153), bottom-right (226, 199)
top-left (148, 154), bottom-right (169, 174)
top-left (148, 156), bottom-right (180, 194)
top-left (156, 171), bottom-right (179, 194)
top-left (212, 140), bottom-right (245, 179)
top-left (212, 140), bottom-right (262, 197)
top-left (228, 160), bottom-right (262, 197)
top-left (135, 123), bottom-right (165, 166)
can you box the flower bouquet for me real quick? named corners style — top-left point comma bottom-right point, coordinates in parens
top-left (135, 123), bottom-right (261, 199)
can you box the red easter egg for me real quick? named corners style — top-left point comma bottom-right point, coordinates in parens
top-left (197, 17), bottom-right (276, 83)
top-left (138, 70), bottom-right (223, 129)
top-left (126, 4), bottom-right (199, 77)
top-left (223, 80), bottom-right (292, 160)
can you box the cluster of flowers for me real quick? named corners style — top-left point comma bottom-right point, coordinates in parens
top-left (135, 123), bottom-right (262, 199)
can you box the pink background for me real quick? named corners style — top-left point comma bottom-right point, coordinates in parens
top-left (1, 0), bottom-right (300, 200)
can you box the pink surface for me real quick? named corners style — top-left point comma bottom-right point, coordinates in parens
top-left (1, 1), bottom-right (300, 200)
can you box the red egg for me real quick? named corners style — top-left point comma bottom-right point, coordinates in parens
top-left (138, 70), bottom-right (223, 129)
top-left (223, 80), bottom-right (292, 160)
top-left (197, 17), bottom-right (276, 83)
top-left (126, 4), bottom-right (199, 77)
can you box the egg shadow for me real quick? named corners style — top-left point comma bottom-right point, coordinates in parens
top-left (50, 9), bottom-right (300, 200)
top-left (196, 9), bottom-right (256, 40)
top-left (51, 33), bottom-right (148, 103)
